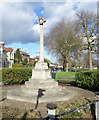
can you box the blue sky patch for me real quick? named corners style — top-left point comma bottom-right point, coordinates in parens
top-left (73, 1), bottom-right (80, 10)
top-left (34, 7), bottom-right (44, 24)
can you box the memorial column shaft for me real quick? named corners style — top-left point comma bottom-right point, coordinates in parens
top-left (39, 24), bottom-right (44, 62)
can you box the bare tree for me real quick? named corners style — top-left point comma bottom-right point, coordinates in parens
top-left (75, 9), bottom-right (98, 70)
top-left (82, 52), bottom-right (89, 68)
top-left (45, 18), bottom-right (82, 72)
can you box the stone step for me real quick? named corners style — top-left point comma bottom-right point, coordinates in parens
top-left (21, 85), bottom-right (62, 95)
top-left (25, 81), bottom-right (58, 89)
top-left (25, 79), bottom-right (58, 86)
top-left (28, 78), bottom-right (55, 82)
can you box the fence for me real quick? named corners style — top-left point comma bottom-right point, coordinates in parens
top-left (42, 93), bottom-right (99, 120)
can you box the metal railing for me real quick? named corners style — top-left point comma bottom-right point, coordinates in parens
top-left (42, 96), bottom-right (99, 120)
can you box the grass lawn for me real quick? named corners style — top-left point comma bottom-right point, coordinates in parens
top-left (55, 71), bottom-right (76, 84)
top-left (55, 71), bottom-right (75, 81)
top-left (0, 70), bottom-right (2, 81)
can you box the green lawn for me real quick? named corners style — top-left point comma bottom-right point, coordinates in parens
top-left (55, 71), bottom-right (75, 81)
top-left (0, 70), bottom-right (2, 81)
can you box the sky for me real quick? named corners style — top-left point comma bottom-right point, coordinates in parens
top-left (0, 0), bottom-right (98, 63)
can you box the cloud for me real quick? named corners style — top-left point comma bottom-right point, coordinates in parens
top-left (11, 43), bottom-right (18, 46)
top-left (76, 1), bottom-right (97, 13)
top-left (1, 1), bottom-right (97, 45)
top-left (2, 2), bottom-right (38, 45)
top-left (0, 3), bottom-right (3, 42)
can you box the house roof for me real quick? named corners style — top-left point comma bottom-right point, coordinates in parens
top-left (34, 56), bottom-right (39, 59)
top-left (4, 47), bottom-right (13, 52)
top-left (20, 51), bottom-right (30, 56)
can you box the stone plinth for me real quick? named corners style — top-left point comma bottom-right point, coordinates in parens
top-left (7, 63), bottom-right (76, 103)
top-left (7, 63), bottom-right (62, 103)
top-left (34, 62), bottom-right (48, 70)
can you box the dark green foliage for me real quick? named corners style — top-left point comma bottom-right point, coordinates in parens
top-left (75, 70), bottom-right (99, 91)
top-left (0, 70), bottom-right (2, 81)
top-left (2, 68), bottom-right (32, 84)
top-left (12, 63), bottom-right (24, 68)
top-left (68, 68), bottom-right (89, 72)
top-left (15, 48), bottom-right (22, 64)
top-left (23, 58), bottom-right (28, 65)
top-left (27, 63), bottom-right (34, 67)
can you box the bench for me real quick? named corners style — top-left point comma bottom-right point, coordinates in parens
top-left (57, 77), bottom-right (75, 85)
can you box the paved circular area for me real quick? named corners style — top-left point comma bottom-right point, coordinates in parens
top-left (0, 84), bottom-right (96, 117)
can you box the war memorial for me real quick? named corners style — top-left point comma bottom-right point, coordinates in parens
top-left (7, 16), bottom-right (76, 103)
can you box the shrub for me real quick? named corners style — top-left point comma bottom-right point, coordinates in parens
top-left (27, 63), bottom-right (34, 67)
top-left (0, 70), bottom-right (2, 81)
top-left (75, 70), bottom-right (99, 91)
top-left (2, 68), bottom-right (32, 84)
top-left (68, 68), bottom-right (89, 72)
top-left (12, 63), bottom-right (24, 68)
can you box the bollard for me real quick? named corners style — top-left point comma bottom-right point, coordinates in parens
top-left (95, 91), bottom-right (99, 119)
top-left (46, 103), bottom-right (57, 120)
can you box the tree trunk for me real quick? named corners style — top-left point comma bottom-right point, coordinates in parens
top-left (89, 50), bottom-right (92, 70)
top-left (63, 60), bottom-right (66, 71)
top-left (66, 62), bottom-right (68, 72)
top-left (66, 57), bottom-right (69, 72)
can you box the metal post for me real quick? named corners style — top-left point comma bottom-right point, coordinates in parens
top-left (46, 103), bottom-right (57, 120)
top-left (95, 92), bottom-right (99, 119)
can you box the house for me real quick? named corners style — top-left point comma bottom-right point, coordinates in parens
top-left (33, 56), bottom-right (39, 62)
top-left (0, 42), bottom-right (7, 68)
top-left (20, 51), bottom-right (30, 63)
top-left (0, 42), bottom-right (14, 68)
top-left (14, 50), bottom-right (30, 63)
top-left (33, 56), bottom-right (48, 62)
top-left (29, 58), bottom-right (35, 64)
top-left (4, 47), bottom-right (14, 68)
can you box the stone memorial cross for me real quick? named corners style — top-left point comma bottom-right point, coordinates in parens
top-left (37, 16), bottom-right (46, 62)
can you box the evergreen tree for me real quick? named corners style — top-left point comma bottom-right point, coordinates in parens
top-left (23, 58), bottom-right (28, 65)
top-left (15, 48), bottom-right (22, 64)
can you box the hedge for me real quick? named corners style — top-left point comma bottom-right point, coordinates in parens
top-left (75, 70), bottom-right (99, 91)
top-left (2, 68), bottom-right (32, 84)
top-left (68, 68), bottom-right (89, 72)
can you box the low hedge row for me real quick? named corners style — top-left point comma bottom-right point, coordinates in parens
top-left (75, 70), bottom-right (99, 91)
top-left (2, 68), bottom-right (32, 84)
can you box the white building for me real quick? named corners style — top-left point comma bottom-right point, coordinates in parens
top-left (0, 42), bottom-right (7, 68)
top-left (5, 47), bottom-right (14, 68)
top-left (0, 42), bottom-right (14, 68)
